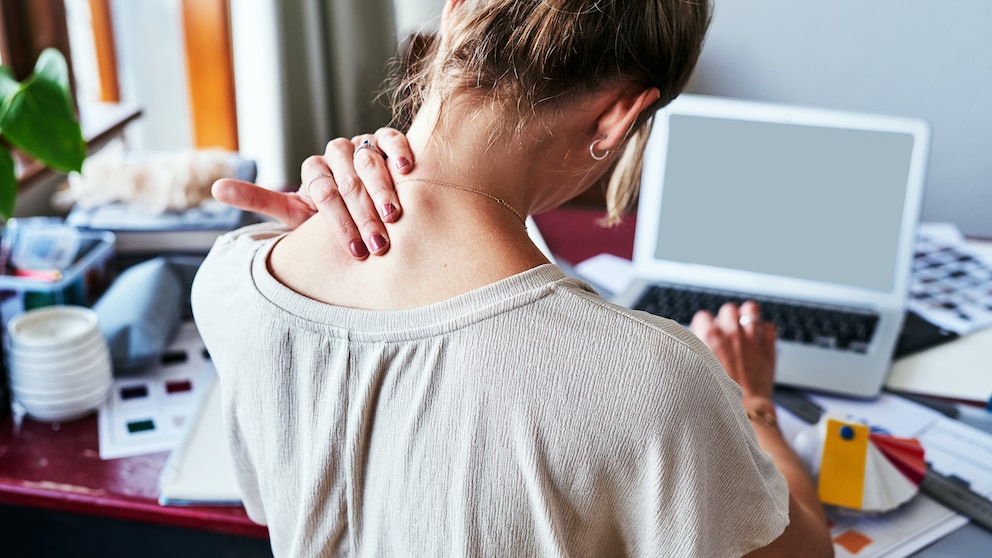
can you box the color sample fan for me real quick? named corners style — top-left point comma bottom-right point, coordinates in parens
top-left (797, 417), bottom-right (926, 512)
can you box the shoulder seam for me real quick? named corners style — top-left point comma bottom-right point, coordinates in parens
top-left (552, 280), bottom-right (713, 358)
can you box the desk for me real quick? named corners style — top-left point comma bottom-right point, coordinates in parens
top-left (0, 407), bottom-right (270, 556)
top-left (533, 207), bottom-right (992, 557)
top-left (914, 238), bottom-right (992, 557)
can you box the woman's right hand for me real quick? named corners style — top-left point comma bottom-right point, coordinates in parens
top-left (212, 128), bottom-right (413, 259)
top-left (689, 300), bottom-right (778, 406)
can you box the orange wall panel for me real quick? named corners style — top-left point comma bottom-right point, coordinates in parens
top-left (88, 0), bottom-right (120, 102)
top-left (181, 0), bottom-right (238, 150)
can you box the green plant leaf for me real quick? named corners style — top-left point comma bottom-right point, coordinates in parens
top-left (32, 49), bottom-right (74, 105)
top-left (0, 66), bottom-right (18, 126)
top-left (0, 48), bottom-right (85, 173)
top-left (0, 148), bottom-right (17, 220)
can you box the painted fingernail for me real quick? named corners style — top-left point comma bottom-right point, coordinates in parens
top-left (350, 241), bottom-right (369, 258)
top-left (369, 233), bottom-right (387, 252)
top-left (381, 203), bottom-right (397, 222)
top-left (395, 157), bottom-right (411, 170)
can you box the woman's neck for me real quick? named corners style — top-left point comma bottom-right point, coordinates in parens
top-left (400, 96), bottom-right (594, 217)
top-left (268, 102), bottom-right (560, 310)
top-left (401, 102), bottom-right (530, 218)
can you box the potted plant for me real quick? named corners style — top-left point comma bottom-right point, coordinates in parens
top-left (0, 47), bottom-right (86, 219)
top-left (0, 48), bottom-right (86, 416)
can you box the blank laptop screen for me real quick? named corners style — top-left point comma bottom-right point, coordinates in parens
top-left (654, 114), bottom-right (916, 292)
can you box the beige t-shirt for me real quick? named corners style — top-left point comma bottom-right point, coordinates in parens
top-left (191, 223), bottom-right (788, 557)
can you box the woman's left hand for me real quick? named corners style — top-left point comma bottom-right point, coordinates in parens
top-left (690, 301), bottom-right (778, 404)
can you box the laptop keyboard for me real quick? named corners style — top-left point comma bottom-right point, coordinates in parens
top-left (632, 285), bottom-right (879, 353)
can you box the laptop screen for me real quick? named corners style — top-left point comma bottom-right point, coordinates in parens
top-left (653, 114), bottom-right (916, 292)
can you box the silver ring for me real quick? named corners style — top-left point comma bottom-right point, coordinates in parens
top-left (354, 139), bottom-right (386, 159)
top-left (306, 173), bottom-right (332, 197)
top-left (739, 314), bottom-right (761, 327)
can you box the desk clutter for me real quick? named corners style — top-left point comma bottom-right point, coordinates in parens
top-left (1, 149), bottom-right (252, 433)
top-left (777, 391), bottom-right (992, 557)
top-left (0, 147), bottom-right (256, 517)
top-left (889, 223), bottom-right (992, 406)
top-left (63, 151), bottom-right (256, 259)
top-left (0, 217), bottom-right (243, 504)
top-left (1, 238), bottom-right (213, 436)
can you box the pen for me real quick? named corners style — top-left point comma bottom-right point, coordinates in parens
top-left (772, 386), bottom-right (824, 424)
top-left (885, 389), bottom-right (960, 419)
top-left (13, 268), bottom-right (63, 282)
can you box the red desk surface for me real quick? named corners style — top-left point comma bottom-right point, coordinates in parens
top-left (533, 208), bottom-right (636, 265)
top-left (0, 411), bottom-right (268, 538)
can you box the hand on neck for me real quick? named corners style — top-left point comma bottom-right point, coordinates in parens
top-left (267, 91), bottom-right (617, 310)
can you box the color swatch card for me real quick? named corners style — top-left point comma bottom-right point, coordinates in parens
top-left (97, 322), bottom-right (213, 459)
top-left (811, 419), bottom-right (924, 513)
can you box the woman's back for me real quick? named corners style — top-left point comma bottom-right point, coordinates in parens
top-left (192, 222), bottom-right (787, 557)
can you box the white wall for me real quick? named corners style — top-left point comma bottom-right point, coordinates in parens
top-left (689, 0), bottom-right (992, 238)
top-left (230, 0), bottom-right (287, 189)
top-left (110, 0), bottom-right (191, 151)
top-left (393, 0), bottom-right (443, 38)
top-left (230, 0), bottom-right (397, 190)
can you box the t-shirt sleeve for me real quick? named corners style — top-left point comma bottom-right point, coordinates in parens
top-left (191, 222), bottom-right (290, 525)
top-left (626, 340), bottom-right (790, 557)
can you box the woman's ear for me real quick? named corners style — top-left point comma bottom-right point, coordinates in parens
top-left (594, 87), bottom-right (661, 152)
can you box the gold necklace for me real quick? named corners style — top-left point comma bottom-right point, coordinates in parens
top-left (394, 177), bottom-right (527, 228)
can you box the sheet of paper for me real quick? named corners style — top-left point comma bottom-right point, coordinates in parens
top-left (574, 253), bottom-right (633, 297)
top-left (97, 322), bottom-right (213, 459)
top-left (908, 223), bottom-right (992, 335)
top-left (778, 393), bottom-right (992, 557)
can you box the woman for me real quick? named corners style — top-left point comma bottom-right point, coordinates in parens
top-left (192, 1), bottom-right (832, 556)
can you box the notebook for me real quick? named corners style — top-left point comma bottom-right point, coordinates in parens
top-left (613, 94), bottom-right (930, 397)
top-left (158, 372), bottom-right (242, 505)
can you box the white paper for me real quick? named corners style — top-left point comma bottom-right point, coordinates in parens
top-left (574, 253), bottom-right (634, 296)
top-left (887, 326), bottom-right (992, 403)
top-left (908, 223), bottom-right (992, 335)
top-left (97, 322), bottom-right (213, 459)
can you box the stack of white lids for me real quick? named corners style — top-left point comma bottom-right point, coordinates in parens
top-left (6, 306), bottom-right (112, 422)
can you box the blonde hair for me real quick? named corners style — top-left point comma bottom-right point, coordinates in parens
top-left (390, 0), bottom-right (711, 224)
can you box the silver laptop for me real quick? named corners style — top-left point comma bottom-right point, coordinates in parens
top-left (614, 94), bottom-right (930, 398)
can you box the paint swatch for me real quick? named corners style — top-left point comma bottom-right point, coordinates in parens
top-left (833, 529), bottom-right (873, 555)
top-left (812, 418), bottom-right (925, 512)
top-left (120, 385), bottom-right (149, 400)
top-left (127, 419), bottom-right (156, 433)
